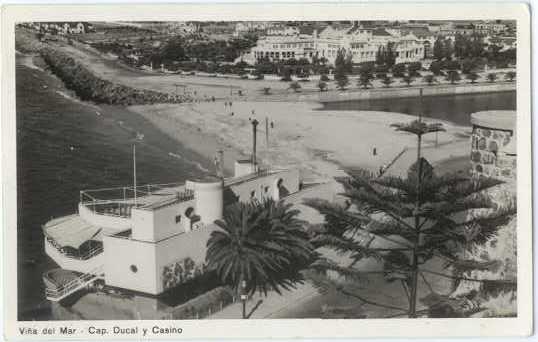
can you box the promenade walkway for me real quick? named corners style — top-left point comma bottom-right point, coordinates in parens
top-left (208, 283), bottom-right (319, 319)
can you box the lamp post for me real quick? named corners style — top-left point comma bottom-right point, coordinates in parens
top-left (133, 143), bottom-right (137, 206)
top-left (240, 280), bottom-right (247, 319)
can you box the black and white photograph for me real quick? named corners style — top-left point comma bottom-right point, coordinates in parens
top-left (1, 2), bottom-right (533, 339)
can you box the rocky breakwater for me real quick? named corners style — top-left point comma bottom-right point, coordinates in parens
top-left (39, 47), bottom-right (190, 105)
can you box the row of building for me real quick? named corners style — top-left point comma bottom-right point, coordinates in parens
top-left (242, 23), bottom-right (426, 66)
top-left (240, 20), bottom-right (516, 67)
top-left (20, 22), bottom-right (95, 35)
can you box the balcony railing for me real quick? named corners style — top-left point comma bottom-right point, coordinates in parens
top-left (80, 182), bottom-right (186, 204)
top-left (224, 169), bottom-right (272, 187)
top-left (45, 266), bottom-right (103, 301)
top-left (79, 182), bottom-right (193, 216)
top-left (45, 236), bottom-right (103, 261)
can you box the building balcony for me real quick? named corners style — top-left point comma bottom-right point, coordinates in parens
top-left (43, 266), bottom-right (103, 302)
top-left (44, 236), bottom-right (104, 274)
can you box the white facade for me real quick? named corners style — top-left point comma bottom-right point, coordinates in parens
top-left (246, 25), bottom-right (424, 66)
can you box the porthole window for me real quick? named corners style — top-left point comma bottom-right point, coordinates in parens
top-left (130, 265), bottom-right (138, 273)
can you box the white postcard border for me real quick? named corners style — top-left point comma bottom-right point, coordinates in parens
top-left (1, 2), bottom-right (532, 339)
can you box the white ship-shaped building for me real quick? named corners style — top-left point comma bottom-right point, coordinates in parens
top-left (42, 152), bottom-right (301, 302)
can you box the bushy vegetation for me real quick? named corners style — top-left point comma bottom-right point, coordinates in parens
top-left (169, 286), bottom-right (235, 319)
top-left (40, 47), bottom-right (187, 105)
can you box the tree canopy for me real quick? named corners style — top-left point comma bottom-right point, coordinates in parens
top-left (305, 116), bottom-right (515, 318)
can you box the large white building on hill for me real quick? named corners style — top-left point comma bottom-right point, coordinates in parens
top-left (245, 24), bottom-right (425, 66)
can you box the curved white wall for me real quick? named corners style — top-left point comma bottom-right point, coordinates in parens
top-left (78, 203), bottom-right (132, 232)
top-left (193, 181), bottom-right (223, 225)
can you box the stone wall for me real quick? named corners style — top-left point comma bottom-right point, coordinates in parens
top-left (470, 125), bottom-right (516, 180)
top-left (453, 110), bottom-right (518, 317)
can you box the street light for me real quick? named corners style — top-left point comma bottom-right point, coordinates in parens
top-left (240, 280), bottom-right (247, 319)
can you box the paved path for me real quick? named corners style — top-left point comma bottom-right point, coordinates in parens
top-left (208, 283), bottom-right (319, 319)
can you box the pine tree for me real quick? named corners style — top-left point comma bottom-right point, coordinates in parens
top-left (376, 46), bottom-right (385, 66)
top-left (304, 92), bottom-right (516, 318)
top-left (433, 37), bottom-right (445, 61)
top-left (386, 42), bottom-right (396, 68)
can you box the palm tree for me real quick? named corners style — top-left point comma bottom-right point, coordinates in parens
top-left (206, 199), bottom-right (314, 301)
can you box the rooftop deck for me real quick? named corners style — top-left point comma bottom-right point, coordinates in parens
top-left (79, 182), bottom-right (194, 218)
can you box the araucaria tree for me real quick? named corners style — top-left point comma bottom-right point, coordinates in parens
top-left (206, 199), bottom-right (314, 297)
top-left (305, 115), bottom-right (515, 318)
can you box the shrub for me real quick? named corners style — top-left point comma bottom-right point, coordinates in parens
top-left (289, 81), bottom-right (301, 92)
top-left (381, 76), bottom-right (394, 88)
top-left (320, 74), bottom-right (330, 82)
top-left (446, 70), bottom-right (461, 84)
top-left (392, 63), bottom-right (406, 78)
top-left (317, 81), bottom-right (328, 92)
top-left (169, 287), bottom-right (234, 319)
top-left (423, 74), bottom-right (438, 86)
top-left (487, 73), bottom-right (498, 83)
top-left (466, 72), bottom-right (479, 84)
top-left (429, 61), bottom-right (443, 76)
top-left (335, 74), bottom-right (349, 90)
top-left (375, 64), bottom-right (389, 74)
top-left (408, 62), bottom-right (422, 77)
top-left (39, 47), bottom-right (187, 105)
top-left (504, 71), bottom-right (516, 82)
top-left (402, 74), bottom-right (415, 86)
top-left (461, 58), bottom-right (477, 74)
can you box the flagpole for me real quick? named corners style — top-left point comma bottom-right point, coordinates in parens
top-left (133, 143), bottom-right (137, 206)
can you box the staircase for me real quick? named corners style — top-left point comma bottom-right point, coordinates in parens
top-left (45, 266), bottom-right (103, 302)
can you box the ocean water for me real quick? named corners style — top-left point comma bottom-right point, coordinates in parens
top-left (321, 91), bottom-right (517, 126)
top-left (16, 58), bottom-right (213, 320)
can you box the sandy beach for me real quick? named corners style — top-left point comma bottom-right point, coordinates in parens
top-left (129, 101), bottom-right (472, 183)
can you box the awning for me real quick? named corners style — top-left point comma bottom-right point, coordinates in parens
top-left (43, 215), bottom-right (102, 249)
